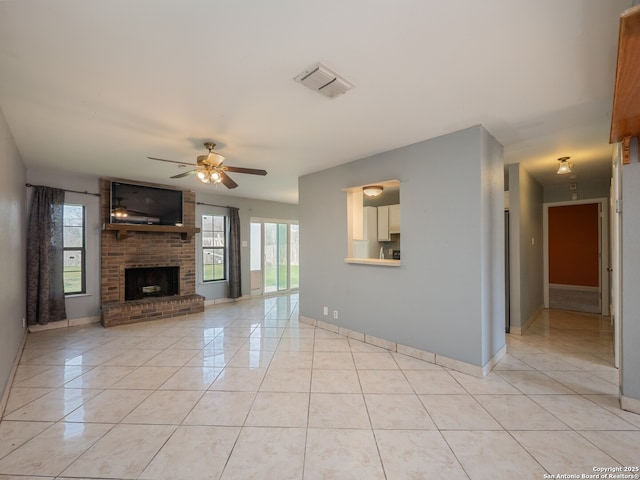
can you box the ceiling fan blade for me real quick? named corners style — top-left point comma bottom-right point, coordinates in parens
top-left (170, 169), bottom-right (197, 179)
top-left (148, 156), bottom-right (196, 166)
top-left (224, 166), bottom-right (268, 176)
top-left (219, 171), bottom-right (239, 189)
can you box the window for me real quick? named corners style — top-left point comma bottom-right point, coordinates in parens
top-left (63, 204), bottom-right (86, 294)
top-left (345, 180), bottom-right (401, 265)
top-left (202, 214), bottom-right (226, 281)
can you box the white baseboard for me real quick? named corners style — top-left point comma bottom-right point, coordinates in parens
top-left (621, 395), bottom-right (640, 415)
top-left (299, 315), bottom-right (316, 327)
top-left (302, 315), bottom-right (504, 378)
top-left (29, 315), bottom-right (100, 332)
top-left (69, 316), bottom-right (100, 327)
top-left (549, 283), bottom-right (599, 292)
top-left (204, 296), bottom-right (251, 307)
top-left (1, 328), bottom-right (28, 418)
top-left (509, 306), bottom-right (543, 336)
top-left (482, 344), bottom-right (507, 376)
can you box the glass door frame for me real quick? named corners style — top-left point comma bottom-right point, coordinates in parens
top-left (250, 217), bottom-right (299, 295)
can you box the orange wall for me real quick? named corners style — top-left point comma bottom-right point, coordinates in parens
top-left (548, 203), bottom-right (599, 287)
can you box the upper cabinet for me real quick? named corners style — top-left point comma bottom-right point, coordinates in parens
top-left (377, 204), bottom-right (400, 241)
top-left (389, 204), bottom-right (400, 234)
top-left (378, 205), bottom-right (390, 241)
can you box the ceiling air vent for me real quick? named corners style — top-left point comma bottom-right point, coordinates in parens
top-left (294, 62), bottom-right (354, 98)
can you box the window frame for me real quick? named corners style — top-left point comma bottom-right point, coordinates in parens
top-left (201, 214), bottom-right (227, 282)
top-left (63, 204), bottom-right (86, 295)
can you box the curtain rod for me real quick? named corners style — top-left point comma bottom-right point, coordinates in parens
top-left (25, 183), bottom-right (100, 197)
top-left (196, 201), bottom-right (236, 209)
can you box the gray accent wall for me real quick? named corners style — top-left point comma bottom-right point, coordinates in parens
top-left (507, 163), bottom-right (544, 330)
top-left (0, 107), bottom-right (26, 403)
top-left (621, 139), bottom-right (640, 402)
top-left (299, 126), bottom-right (505, 368)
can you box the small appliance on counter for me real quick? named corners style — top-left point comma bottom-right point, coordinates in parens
top-left (392, 250), bottom-right (401, 260)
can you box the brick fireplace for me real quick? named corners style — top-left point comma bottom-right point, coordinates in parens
top-left (100, 178), bottom-right (204, 327)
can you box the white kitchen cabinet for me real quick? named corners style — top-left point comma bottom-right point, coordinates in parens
top-left (363, 206), bottom-right (377, 241)
top-left (378, 205), bottom-right (390, 241)
top-left (389, 204), bottom-right (400, 234)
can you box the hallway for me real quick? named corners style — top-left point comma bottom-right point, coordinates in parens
top-left (0, 296), bottom-right (637, 479)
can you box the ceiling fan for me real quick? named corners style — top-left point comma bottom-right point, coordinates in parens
top-left (148, 142), bottom-right (267, 189)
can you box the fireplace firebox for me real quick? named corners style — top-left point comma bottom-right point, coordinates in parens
top-left (125, 266), bottom-right (179, 301)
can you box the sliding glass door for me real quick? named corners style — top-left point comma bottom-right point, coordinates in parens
top-left (250, 219), bottom-right (299, 294)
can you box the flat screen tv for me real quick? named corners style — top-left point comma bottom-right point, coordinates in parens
top-left (110, 181), bottom-right (183, 225)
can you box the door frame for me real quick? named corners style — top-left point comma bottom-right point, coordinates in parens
top-left (611, 144), bottom-right (622, 369)
top-left (250, 217), bottom-right (299, 296)
top-left (543, 197), bottom-right (609, 315)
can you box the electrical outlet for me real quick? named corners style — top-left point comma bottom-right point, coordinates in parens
top-left (333, 310), bottom-right (338, 320)
top-left (388, 248), bottom-right (393, 255)
top-left (323, 306), bottom-right (328, 316)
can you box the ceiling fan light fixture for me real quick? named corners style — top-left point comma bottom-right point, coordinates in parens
top-left (363, 185), bottom-right (384, 197)
top-left (203, 142), bottom-right (225, 166)
top-left (148, 140), bottom-right (266, 190)
top-left (556, 156), bottom-right (572, 175)
top-left (111, 197), bottom-right (129, 218)
top-left (111, 206), bottom-right (128, 218)
top-left (208, 152), bottom-right (225, 166)
top-left (196, 169), bottom-right (210, 183)
top-left (210, 170), bottom-right (222, 183)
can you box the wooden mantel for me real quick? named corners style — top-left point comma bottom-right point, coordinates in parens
top-left (103, 223), bottom-right (200, 241)
top-left (610, 4), bottom-right (640, 164)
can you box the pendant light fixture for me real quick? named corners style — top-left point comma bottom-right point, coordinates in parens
top-left (556, 156), bottom-right (572, 175)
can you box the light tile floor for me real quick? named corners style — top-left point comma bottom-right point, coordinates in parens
top-left (1, 295), bottom-right (638, 479)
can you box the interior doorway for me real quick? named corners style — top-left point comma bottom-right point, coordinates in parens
top-left (543, 198), bottom-right (609, 315)
top-left (250, 219), bottom-right (299, 295)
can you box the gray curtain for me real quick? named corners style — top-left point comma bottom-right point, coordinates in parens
top-left (26, 186), bottom-right (67, 325)
top-left (228, 207), bottom-right (242, 299)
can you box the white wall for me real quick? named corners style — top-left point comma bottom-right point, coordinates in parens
top-left (299, 126), bottom-right (505, 368)
top-left (0, 107), bottom-right (27, 404)
top-left (195, 191), bottom-right (298, 301)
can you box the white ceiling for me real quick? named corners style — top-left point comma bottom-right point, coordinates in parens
top-left (0, 0), bottom-right (631, 204)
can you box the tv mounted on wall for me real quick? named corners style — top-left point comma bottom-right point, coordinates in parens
top-left (110, 181), bottom-right (183, 226)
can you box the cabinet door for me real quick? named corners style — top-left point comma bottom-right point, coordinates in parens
top-left (377, 206), bottom-right (390, 241)
top-left (363, 206), bottom-right (377, 241)
top-left (389, 204), bottom-right (400, 234)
